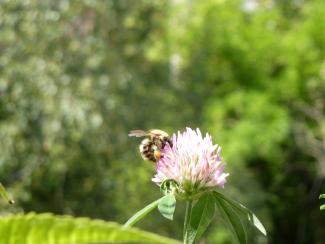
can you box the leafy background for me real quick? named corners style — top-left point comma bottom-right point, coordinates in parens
top-left (0, 0), bottom-right (324, 243)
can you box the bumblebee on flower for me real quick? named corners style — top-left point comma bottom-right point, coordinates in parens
top-left (152, 127), bottom-right (229, 200)
top-left (126, 127), bottom-right (266, 244)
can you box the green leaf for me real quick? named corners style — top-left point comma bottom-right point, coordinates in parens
top-left (0, 183), bottom-right (14, 205)
top-left (320, 194), bottom-right (325, 210)
top-left (188, 192), bottom-right (216, 243)
top-left (124, 196), bottom-right (164, 227)
top-left (215, 196), bottom-right (247, 244)
top-left (0, 213), bottom-right (181, 244)
top-left (158, 194), bottom-right (176, 220)
top-left (214, 191), bottom-right (267, 236)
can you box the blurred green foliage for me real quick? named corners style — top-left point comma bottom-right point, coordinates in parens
top-left (0, 212), bottom-right (181, 244)
top-left (0, 0), bottom-right (324, 243)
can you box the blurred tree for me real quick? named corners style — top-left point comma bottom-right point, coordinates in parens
top-left (0, 0), bottom-right (184, 238)
top-left (164, 0), bottom-right (325, 243)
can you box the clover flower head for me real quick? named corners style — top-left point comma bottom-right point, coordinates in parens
top-left (153, 127), bottom-right (229, 198)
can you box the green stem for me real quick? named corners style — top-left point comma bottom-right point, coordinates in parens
top-left (183, 200), bottom-right (193, 244)
top-left (123, 198), bottom-right (161, 227)
top-left (0, 183), bottom-right (14, 204)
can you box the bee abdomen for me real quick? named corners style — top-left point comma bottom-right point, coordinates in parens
top-left (139, 138), bottom-right (156, 162)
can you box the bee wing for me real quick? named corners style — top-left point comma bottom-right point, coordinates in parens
top-left (149, 129), bottom-right (169, 138)
top-left (128, 130), bottom-right (149, 137)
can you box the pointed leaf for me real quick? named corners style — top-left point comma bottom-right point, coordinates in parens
top-left (215, 197), bottom-right (247, 244)
top-left (214, 191), bottom-right (267, 236)
top-left (188, 192), bottom-right (216, 243)
top-left (247, 212), bottom-right (266, 236)
top-left (158, 194), bottom-right (176, 220)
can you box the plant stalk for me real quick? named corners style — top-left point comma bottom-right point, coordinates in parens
top-left (123, 198), bottom-right (161, 227)
top-left (183, 200), bottom-right (193, 244)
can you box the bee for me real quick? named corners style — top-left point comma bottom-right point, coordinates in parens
top-left (128, 129), bottom-right (172, 162)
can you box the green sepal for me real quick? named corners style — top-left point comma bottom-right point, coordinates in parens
top-left (160, 179), bottom-right (179, 195)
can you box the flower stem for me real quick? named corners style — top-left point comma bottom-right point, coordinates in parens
top-left (123, 198), bottom-right (162, 227)
top-left (183, 200), bottom-right (193, 244)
